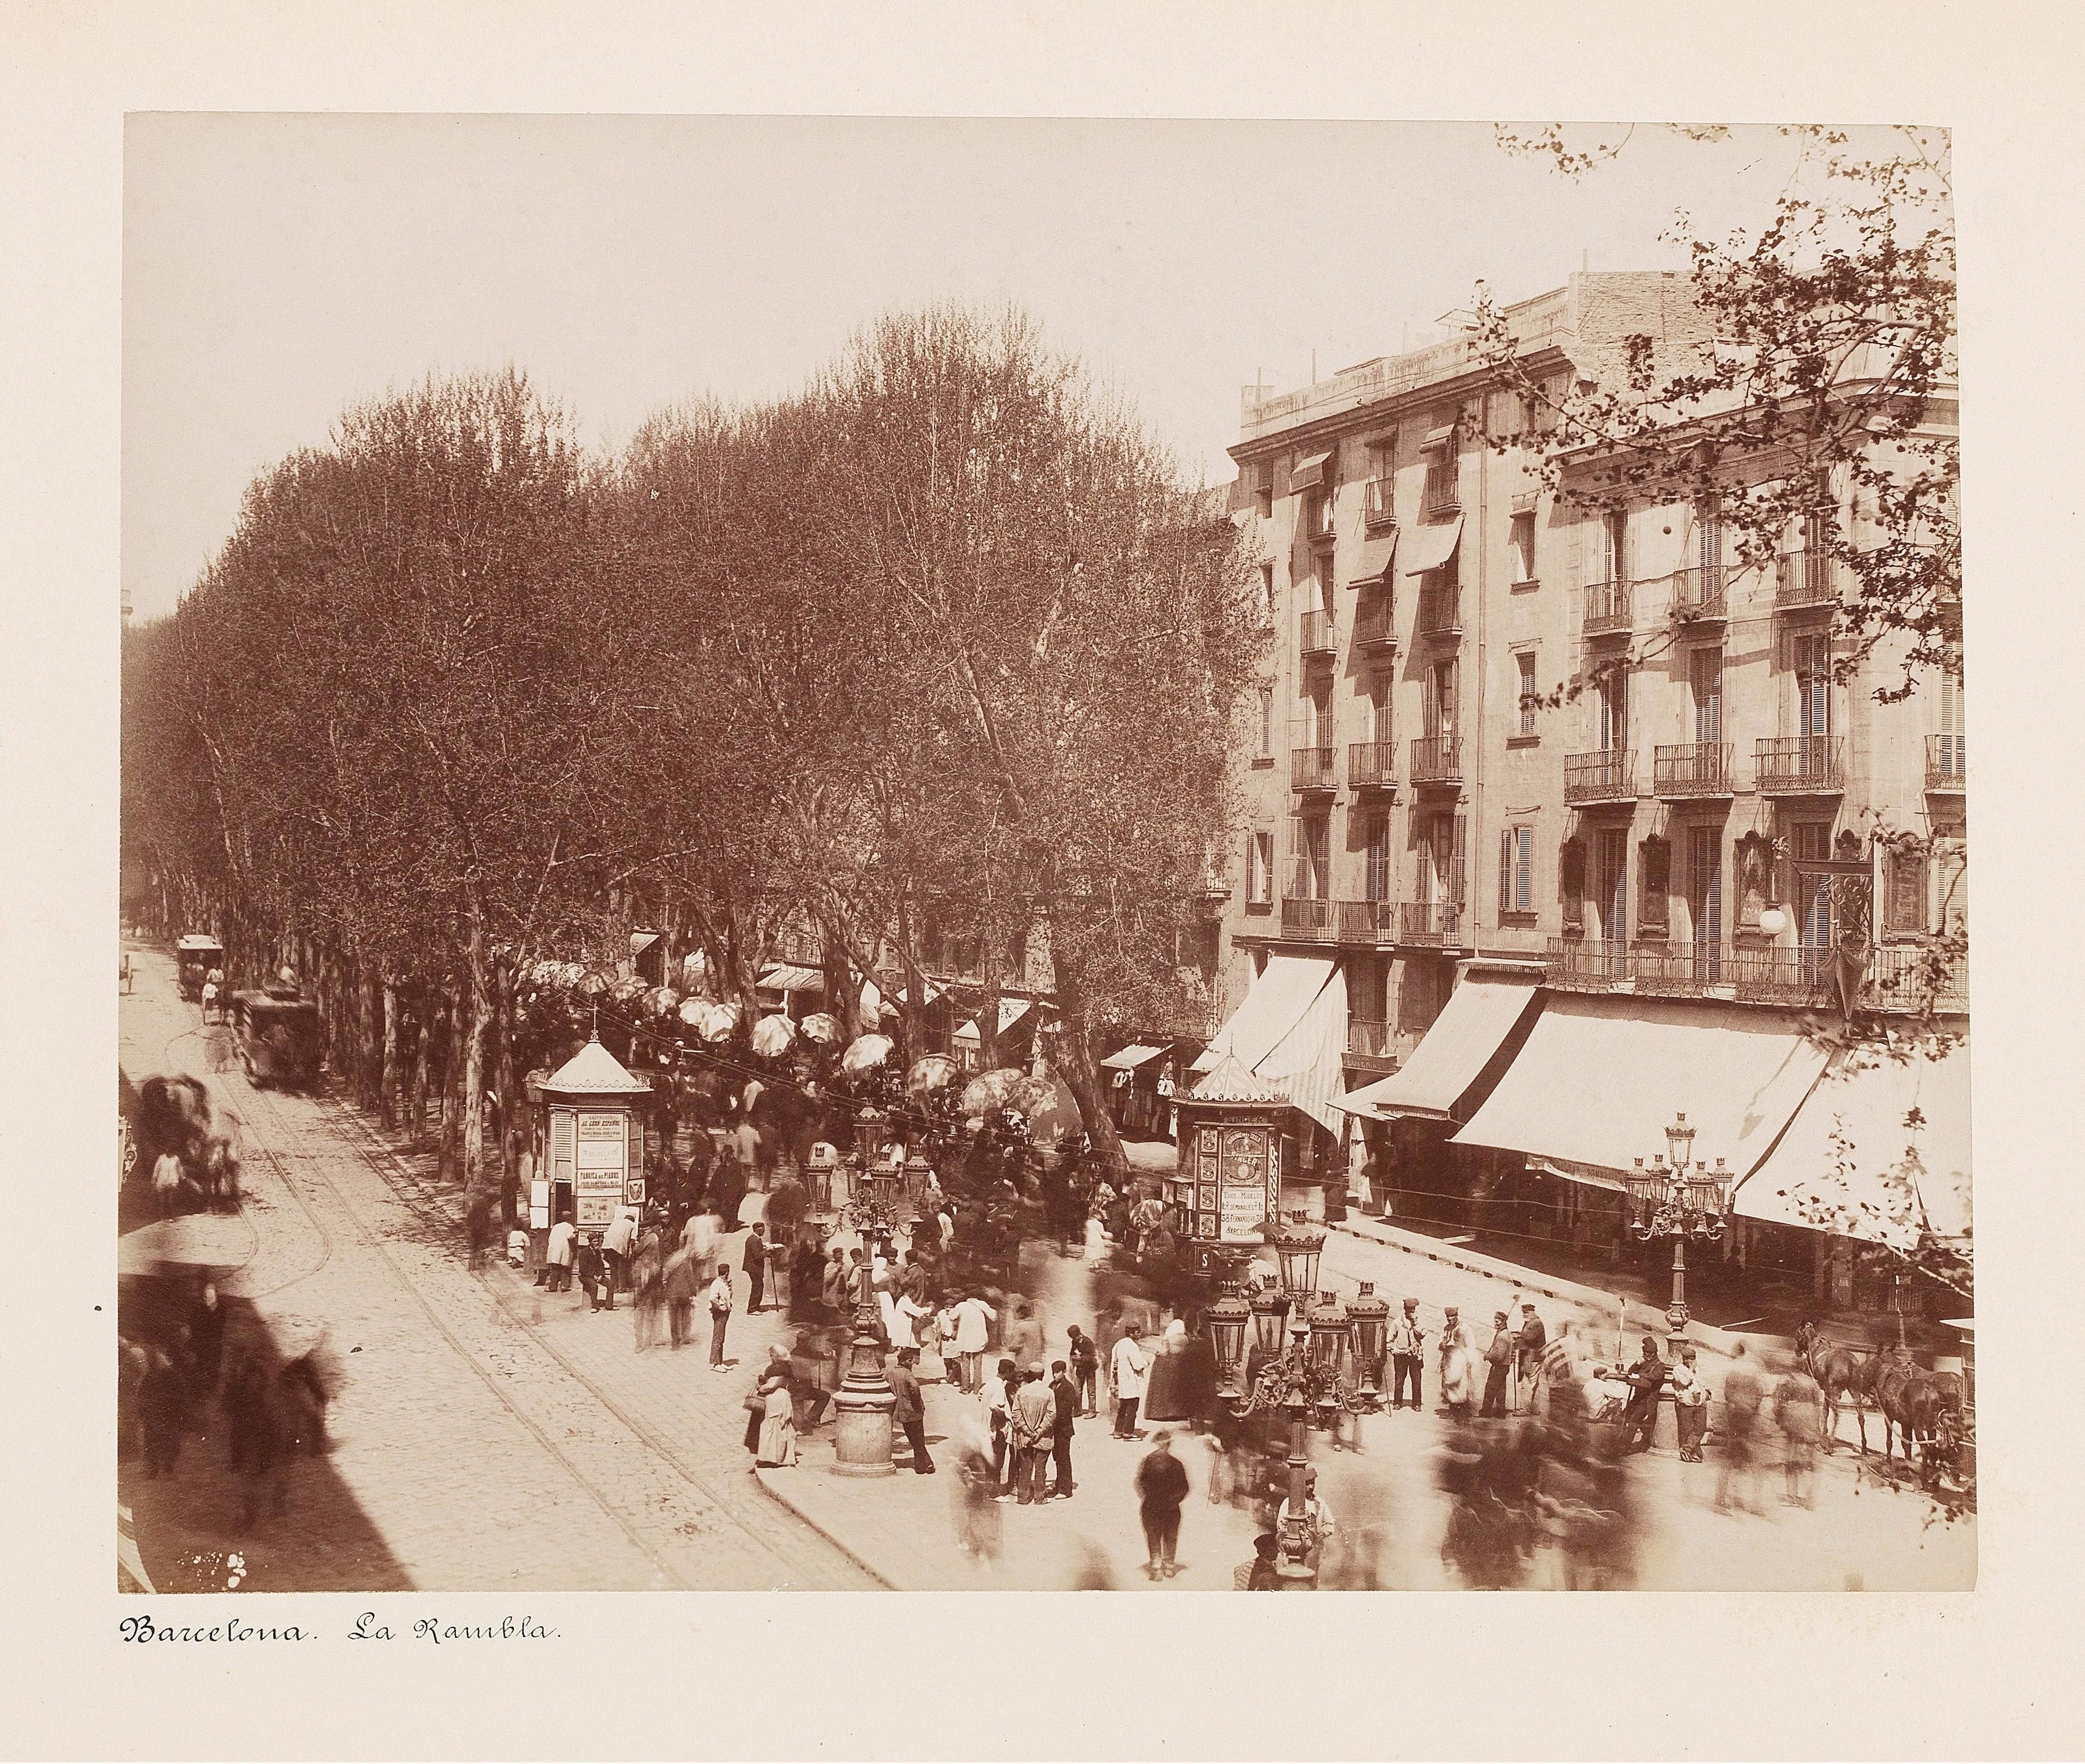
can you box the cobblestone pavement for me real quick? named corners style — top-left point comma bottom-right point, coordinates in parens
top-left (119, 943), bottom-right (874, 1592)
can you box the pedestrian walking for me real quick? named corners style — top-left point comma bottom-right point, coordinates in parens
top-left (888, 1347), bottom-right (934, 1474)
top-left (543, 1216), bottom-right (575, 1290)
top-left (1717, 1341), bottom-right (1768, 1514)
top-left (200, 976), bottom-right (219, 1025)
top-left (1111, 1322), bottom-right (1151, 1439)
top-left (1481, 1310), bottom-right (1514, 1418)
top-left (952, 1428), bottom-right (1003, 1564)
top-left (1134, 1430), bottom-right (1190, 1580)
top-left (1438, 1307), bottom-right (1475, 1421)
top-left (707, 1264), bottom-right (734, 1370)
top-left (1006, 1300), bottom-right (1044, 1374)
top-left (1048, 1360), bottom-right (1077, 1499)
top-left (602, 1205), bottom-right (637, 1297)
top-left (1387, 1299), bottom-right (1425, 1411)
top-left (663, 1241), bottom-right (700, 1348)
top-left (631, 1228), bottom-right (666, 1352)
top-left (1067, 1325), bottom-right (1099, 1417)
top-left (1539, 1318), bottom-right (1584, 1430)
top-left (1671, 1345), bottom-right (1710, 1462)
top-left (1773, 1354), bottom-right (1824, 1509)
top-left (743, 1221), bottom-right (768, 1313)
top-left (755, 1369), bottom-right (798, 1469)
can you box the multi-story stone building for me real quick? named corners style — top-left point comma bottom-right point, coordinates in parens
top-left (1202, 272), bottom-right (1966, 1314)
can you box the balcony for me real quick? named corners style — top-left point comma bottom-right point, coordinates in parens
top-left (1291, 745), bottom-right (1336, 792)
top-left (1410, 735), bottom-right (1463, 788)
top-left (1582, 578), bottom-right (1632, 638)
top-left (1776, 549), bottom-right (1838, 610)
top-left (1298, 609), bottom-right (1336, 660)
top-left (1280, 897), bottom-right (1336, 943)
top-left (1927, 732), bottom-right (1967, 792)
top-left (1346, 1012), bottom-right (1403, 1072)
top-left (1546, 938), bottom-right (1725, 995)
top-left (1399, 900), bottom-right (1464, 946)
top-left (1363, 476), bottom-right (1398, 530)
top-left (1654, 741), bottom-right (1734, 798)
top-left (1347, 740), bottom-right (1397, 791)
top-left (1335, 898), bottom-right (1399, 945)
top-left (1563, 748), bottom-right (1636, 805)
top-left (1353, 599), bottom-right (1396, 649)
top-left (1668, 564), bottom-right (1728, 622)
top-left (1417, 588), bottom-right (1461, 637)
top-left (1865, 942), bottom-right (1970, 1014)
top-left (1755, 734), bottom-right (1845, 794)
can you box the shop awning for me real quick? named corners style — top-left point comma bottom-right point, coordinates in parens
top-left (1253, 963), bottom-right (1350, 1133)
top-left (1402, 514), bottom-right (1463, 575)
top-left (891, 978), bottom-right (949, 1006)
top-left (1289, 449), bottom-right (1333, 493)
top-left (1421, 425), bottom-right (1456, 451)
top-left (629, 930), bottom-right (661, 959)
top-left (1100, 1043), bottom-right (1169, 1073)
top-left (757, 963), bottom-right (824, 994)
top-left (1734, 1041), bottom-right (1970, 1251)
top-left (1343, 531), bottom-right (1398, 586)
top-left (1200, 954), bottom-right (1335, 1076)
top-left (1335, 977), bottom-right (1540, 1123)
top-left (1453, 994), bottom-right (1828, 1185)
top-left (952, 997), bottom-right (1033, 1044)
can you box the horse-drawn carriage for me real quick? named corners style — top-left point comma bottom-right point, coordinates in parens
top-left (232, 984), bottom-right (324, 1090)
top-left (175, 934), bottom-right (225, 1002)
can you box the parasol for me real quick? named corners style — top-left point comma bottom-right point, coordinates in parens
top-left (1019, 1073), bottom-right (1083, 1149)
top-left (648, 986), bottom-right (681, 1016)
top-left (797, 1012), bottom-right (841, 1044)
top-left (611, 975), bottom-right (648, 1002)
top-left (958, 1066), bottom-right (1027, 1118)
top-left (699, 1001), bottom-right (742, 1042)
top-left (678, 996), bottom-right (711, 1027)
top-left (906, 1053), bottom-right (961, 1094)
top-left (841, 1033), bottom-right (895, 1074)
top-left (576, 969), bottom-right (612, 998)
top-left (751, 1013), bottom-right (797, 1057)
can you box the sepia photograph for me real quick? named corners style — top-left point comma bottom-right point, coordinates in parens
top-left (110, 111), bottom-right (1977, 1601)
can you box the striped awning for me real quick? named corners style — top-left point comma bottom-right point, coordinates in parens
top-left (757, 963), bottom-right (824, 994)
top-left (1289, 449), bottom-right (1333, 493)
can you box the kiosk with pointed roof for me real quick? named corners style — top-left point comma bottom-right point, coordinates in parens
top-left (531, 1033), bottom-right (656, 1264)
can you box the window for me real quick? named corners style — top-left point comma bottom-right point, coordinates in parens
top-left (1258, 686), bottom-right (1274, 757)
top-left (1937, 651), bottom-right (1965, 776)
top-left (1640, 837), bottom-right (1671, 937)
top-left (1516, 652), bottom-right (1539, 736)
top-left (1691, 648), bottom-right (1724, 744)
top-left (1934, 821), bottom-right (1967, 938)
top-left (1249, 830), bottom-right (1274, 906)
top-left (1255, 466), bottom-right (1274, 520)
top-left (1792, 631), bottom-right (1833, 737)
top-left (1687, 827), bottom-right (1721, 972)
top-left (1884, 842), bottom-right (1930, 936)
top-left (1510, 511), bottom-right (1538, 585)
top-left (1289, 813), bottom-right (1329, 901)
top-left (1428, 658), bottom-right (1458, 741)
top-left (1499, 826), bottom-right (1535, 916)
top-left (1696, 495), bottom-right (1724, 587)
top-left (1308, 490), bottom-right (1333, 540)
top-left (1560, 838), bottom-right (1586, 929)
top-left (1316, 546), bottom-right (1337, 607)
top-left (1364, 813), bottom-right (1393, 902)
top-left (1602, 508), bottom-right (1629, 585)
top-left (1792, 821), bottom-right (1834, 958)
top-left (1596, 828), bottom-right (1628, 945)
top-left (1258, 563), bottom-right (1276, 625)
top-left (1422, 430), bottom-right (1459, 513)
top-left (1367, 671), bottom-right (1393, 743)
top-left (1597, 665), bottom-right (1628, 752)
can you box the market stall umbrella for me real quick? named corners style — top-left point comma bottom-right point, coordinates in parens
top-left (798, 1012), bottom-right (841, 1044)
top-left (751, 1013), bottom-right (797, 1058)
top-left (648, 986), bottom-right (681, 1016)
top-left (611, 975), bottom-right (649, 1003)
top-left (959, 1066), bottom-right (1029, 1118)
top-left (841, 1033), bottom-right (895, 1074)
top-left (677, 996), bottom-right (711, 1027)
top-left (700, 1001), bottom-right (742, 1043)
top-left (906, 1053), bottom-right (961, 1094)
top-left (1019, 1073), bottom-right (1083, 1149)
top-left (576, 969), bottom-right (613, 998)
top-left (118, 1211), bottom-right (256, 1277)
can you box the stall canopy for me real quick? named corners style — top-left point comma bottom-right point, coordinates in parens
top-left (757, 963), bottom-right (823, 994)
top-left (1734, 1041), bottom-right (1970, 1251)
top-left (1335, 977), bottom-right (1541, 1123)
top-left (1188, 955), bottom-right (1349, 1134)
top-left (1100, 1043), bottom-right (1170, 1073)
top-left (1453, 993), bottom-right (1828, 1187)
top-left (1401, 514), bottom-right (1463, 576)
top-left (953, 997), bottom-right (1033, 1045)
top-left (1289, 449), bottom-right (1333, 493)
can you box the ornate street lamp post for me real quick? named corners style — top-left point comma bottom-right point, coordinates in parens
top-left (1623, 1112), bottom-right (1735, 1337)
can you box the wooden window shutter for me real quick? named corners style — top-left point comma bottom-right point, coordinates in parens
top-left (1451, 815), bottom-right (1468, 904)
top-left (1517, 828), bottom-right (1533, 913)
top-left (1886, 847), bottom-right (1930, 934)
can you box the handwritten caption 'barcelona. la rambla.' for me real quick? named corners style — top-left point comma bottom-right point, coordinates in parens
top-left (117, 1613), bottom-right (557, 1645)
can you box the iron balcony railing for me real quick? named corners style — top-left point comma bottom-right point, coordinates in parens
top-left (1348, 741), bottom-right (1397, 788)
top-left (1417, 588), bottom-right (1461, 636)
top-left (1335, 898), bottom-right (1399, 945)
top-left (1399, 899), bottom-right (1463, 946)
top-left (1291, 745), bottom-right (1336, 790)
top-left (1346, 1014), bottom-right (1401, 1062)
top-left (1724, 944), bottom-right (1969, 1013)
top-left (1668, 564), bottom-right (1728, 621)
top-left (1582, 578), bottom-right (1632, 637)
top-left (1927, 732), bottom-right (1967, 790)
top-left (1299, 609), bottom-right (1336, 657)
top-left (1654, 741), bottom-right (1734, 797)
top-left (1353, 599), bottom-right (1395, 648)
top-left (1363, 476), bottom-right (1398, 529)
top-left (1755, 734), bottom-right (1846, 794)
top-left (1547, 938), bottom-right (1725, 995)
top-left (1776, 548), bottom-right (1838, 610)
top-left (1410, 736), bottom-right (1463, 786)
top-left (1280, 897), bottom-right (1336, 943)
top-left (1563, 748), bottom-right (1636, 803)
top-left (1865, 942), bottom-right (1970, 1013)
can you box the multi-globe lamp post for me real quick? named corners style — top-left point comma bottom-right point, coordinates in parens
top-left (1623, 1111), bottom-right (1736, 1338)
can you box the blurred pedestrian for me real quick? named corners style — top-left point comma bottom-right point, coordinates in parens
top-left (952, 1428), bottom-right (1003, 1564)
top-left (663, 1240), bottom-right (701, 1348)
top-left (187, 1278), bottom-right (226, 1407)
top-left (1387, 1299), bottom-right (1425, 1411)
top-left (1111, 1322), bottom-right (1150, 1439)
top-left (602, 1205), bottom-right (637, 1296)
top-left (138, 1347), bottom-right (186, 1479)
top-left (1516, 1303), bottom-right (1547, 1393)
top-left (1717, 1342), bottom-right (1767, 1514)
top-left (631, 1228), bottom-right (666, 1352)
top-left (1006, 1299), bottom-right (1044, 1372)
top-left (1671, 1345), bottom-right (1710, 1462)
top-left (949, 1292), bottom-right (996, 1394)
top-left (1438, 1307), bottom-right (1475, 1421)
top-left (1048, 1359), bottom-right (1078, 1499)
top-left (1481, 1310), bottom-right (1514, 1417)
top-left (889, 1347), bottom-right (934, 1474)
top-left (1066, 1324), bottom-right (1100, 1417)
top-left (1773, 1353), bottom-right (1823, 1509)
top-left (1134, 1431), bottom-right (1190, 1580)
top-left (743, 1221), bottom-right (769, 1313)
top-left (706, 1264), bottom-right (734, 1370)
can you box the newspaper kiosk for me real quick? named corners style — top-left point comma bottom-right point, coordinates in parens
top-left (529, 1034), bottom-right (654, 1268)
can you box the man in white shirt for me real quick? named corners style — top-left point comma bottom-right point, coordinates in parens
top-left (602, 1207), bottom-right (638, 1297)
top-left (545, 1217), bottom-right (576, 1292)
top-left (948, 1293), bottom-right (997, 1394)
top-left (1111, 1324), bottom-right (1151, 1439)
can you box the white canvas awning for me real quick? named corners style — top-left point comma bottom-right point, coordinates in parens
top-left (1734, 1041), bottom-right (1970, 1251)
top-left (1201, 954), bottom-right (1335, 1075)
top-left (953, 997), bottom-right (1033, 1044)
top-left (1343, 531), bottom-right (1398, 586)
top-left (1402, 514), bottom-right (1463, 576)
top-left (1290, 449), bottom-right (1333, 493)
top-left (1453, 994), bottom-right (1828, 1185)
top-left (1253, 963), bottom-right (1350, 1134)
top-left (757, 963), bottom-right (823, 994)
top-left (1335, 978), bottom-right (1540, 1123)
top-left (1100, 1043), bottom-right (1169, 1073)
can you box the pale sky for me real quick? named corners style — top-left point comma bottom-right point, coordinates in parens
top-left (123, 116), bottom-right (1903, 621)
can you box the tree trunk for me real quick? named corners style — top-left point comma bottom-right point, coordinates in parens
top-left (462, 890), bottom-right (491, 1218)
top-left (438, 991), bottom-right (464, 1182)
top-left (379, 979), bottom-right (401, 1126)
top-left (1049, 950), bottom-right (1129, 1183)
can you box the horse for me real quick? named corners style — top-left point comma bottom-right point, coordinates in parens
top-left (1873, 1352), bottom-right (1962, 1477)
top-left (1796, 1319), bottom-right (1875, 1454)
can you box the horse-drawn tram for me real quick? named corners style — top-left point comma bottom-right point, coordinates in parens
top-left (175, 934), bottom-right (225, 1002)
top-left (231, 982), bottom-right (325, 1090)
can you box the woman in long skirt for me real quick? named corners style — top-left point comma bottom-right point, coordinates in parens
top-left (756, 1377), bottom-right (797, 1468)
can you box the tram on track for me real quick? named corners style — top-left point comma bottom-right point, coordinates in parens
top-left (232, 983), bottom-right (325, 1090)
top-left (175, 934), bottom-right (225, 1002)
